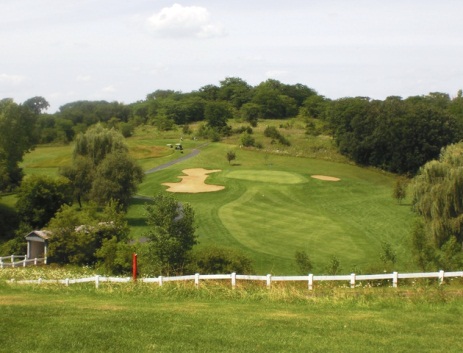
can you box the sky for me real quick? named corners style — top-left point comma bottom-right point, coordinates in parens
top-left (1, 0), bottom-right (463, 112)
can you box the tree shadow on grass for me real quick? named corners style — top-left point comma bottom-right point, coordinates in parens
top-left (130, 196), bottom-right (154, 205)
top-left (127, 217), bottom-right (147, 228)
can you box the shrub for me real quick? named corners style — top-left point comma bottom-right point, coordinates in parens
top-left (241, 132), bottom-right (255, 147)
top-left (187, 245), bottom-right (254, 274)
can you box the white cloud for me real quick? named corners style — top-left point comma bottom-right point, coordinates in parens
top-left (76, 74), bottom-right (92, 82)
top-left (102, 85), bottom-right (116, 93)
top-left (0, 73), bottom-right (25, 85)
top-left (147, 3), bottom-right (225, 38)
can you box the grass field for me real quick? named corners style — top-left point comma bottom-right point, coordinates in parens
top-left (1, 280), bottom-right (463, 353)
top-left (9, 120), bottom-right (416, 275)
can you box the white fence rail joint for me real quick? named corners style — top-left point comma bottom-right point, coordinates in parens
top-left (6, 270), bottom-right (463, 290)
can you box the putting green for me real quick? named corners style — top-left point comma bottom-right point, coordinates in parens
top-left (225, 170), bottom-right (307, 184)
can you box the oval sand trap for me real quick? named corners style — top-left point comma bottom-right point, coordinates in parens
top-left (163, 168), bottom-right (224, 193)
top-left (311, 175), bottom-right (341, 182)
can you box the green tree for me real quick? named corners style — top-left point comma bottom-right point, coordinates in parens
top-left (412, 143), bottom-right (463, 248)
top-left (204, 101), bottom-right (233, 130)
top-left (226, 150), bottom-right (236, 165)
top-left (23, 96), bottom-right (50, 114)
top-left (240, 103), bottom-right (260, 127)
top-left (89, 151), bottom-right (144, 209)
top-left (47, 202), bottom-right (129, 265)
top-left (62, 124), bottom-right (143, 209)
top-left (218, 77), bottom-right (253, 109)
top-left (73, 123), bottom-right (128, 166)
top-left (0, 99), bottom-right (39, 190)
top-left (16, 175), bottom-right (72, 229)
top-left (60, 156), bottom-right (94, 208)
top-left (143, 193), bottom-right (197, 275)
top-left (411, 142), bottom-right (463, 270)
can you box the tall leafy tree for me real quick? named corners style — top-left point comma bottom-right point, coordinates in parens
top-left (16, 175), bottom-right (72, 229)
top-left (23, 96), bottom-right (50, 114)
top-left (0, 99), bottom-right (40, 190)
top-left (411, 143), bottom-right (463, 270)
top-left (89, 151), bottom-right (144, 208)
top-left (143, 193), bottom-right (197, 275)
top-left (218, 77), bottom-right (253, 109)
top-left (204, 101), bottom-right (233, 129)
top-left (61, 124), bottom-right (143, 209)
top-left (412, 143), bottom-right (463, 247)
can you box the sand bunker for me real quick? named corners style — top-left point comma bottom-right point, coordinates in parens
top-left (311, 175), bottom-right (341, 182)
top-left (162, 168), bottom-right (225, 193)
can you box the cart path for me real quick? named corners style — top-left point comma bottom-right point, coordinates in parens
top-left (144, 142), bottom-right (209, 174)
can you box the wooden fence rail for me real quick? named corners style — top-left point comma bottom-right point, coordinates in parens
top-left (7, 270), bottom-right (463, 289)
top-left (0, 255), bottom-right (46, 268)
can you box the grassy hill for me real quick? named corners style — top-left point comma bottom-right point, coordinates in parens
top-left (12, 119), bottom-right (415, 274)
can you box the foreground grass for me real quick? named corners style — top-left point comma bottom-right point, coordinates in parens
top-left (1, 280), bottom-right (462, 353)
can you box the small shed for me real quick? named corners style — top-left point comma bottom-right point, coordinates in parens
top-left (25, 230), bottom-right (51, 260)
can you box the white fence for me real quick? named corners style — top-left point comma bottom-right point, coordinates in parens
top-left (8, 270), bottom-right (463, 289)
top-left (0, 255), bottom-right (47, 268)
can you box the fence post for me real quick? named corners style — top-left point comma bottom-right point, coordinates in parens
top-left (11, 255), bottom-right (15, 268)
top-left (38, 278), bottom-right (42, 285)
top-left (231, 272), bottom-right (236, 289)
top-left (195, 273), bottom-right (200, 288)
top-left (438, 270), bottom-right (445, 285)
top-left (0, 260), bottom-right (3, 269)
top-left (266, 274), bottom-right (272, 288)
top-left (34, 258), bottom-right (37, 266)
top-left (132, 253), bottom-right (138, 282)
top-left (308, 274), bottom-right (313, 290)
top-left (350, 273), bottom-right (356, 288)
top-left (95, 275), bottom-right (100, 289)
top-left (44, 257), bottom-right (47, 265)
top-left (392, 272), bottom-right (398, 288)
top-left (158, 276), bottom-right (163, 287)
top-left (23, 259), bottom-right (26, 267)
top-left (65, 278), bottom-right (69, 287)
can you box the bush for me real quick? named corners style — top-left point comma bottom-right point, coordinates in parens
top-left (264, 126), bottom-right (290, 146)
top-left (187, 245), bottom-right (254, 274)
top-left (241, 132), bottom-right (255, 147)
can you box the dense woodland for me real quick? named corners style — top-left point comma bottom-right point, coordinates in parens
top-left (1, 77), bottom-right (463, 274)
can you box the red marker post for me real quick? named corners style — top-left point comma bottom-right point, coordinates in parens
top-left (132, 253), bottom-right (138, 282)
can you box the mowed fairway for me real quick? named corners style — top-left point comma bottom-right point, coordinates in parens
top-left (135, 143), bottom-right (414, 274)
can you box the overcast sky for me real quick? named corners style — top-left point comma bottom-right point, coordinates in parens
top-left (1, 0), bottom-right (463, 112)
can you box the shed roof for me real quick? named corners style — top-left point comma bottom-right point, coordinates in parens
top-left (25, 230), bottom-right (51, 241)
